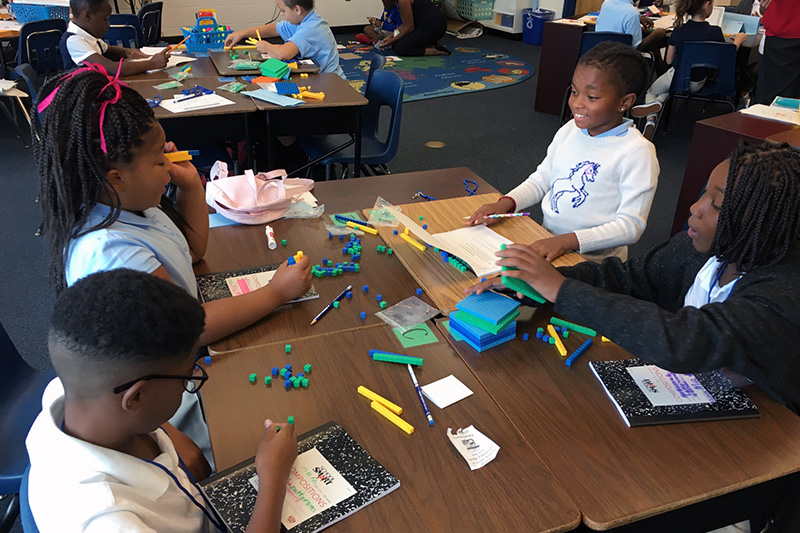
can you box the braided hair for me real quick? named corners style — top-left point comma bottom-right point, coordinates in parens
top-left (578, 41), bottom-right (650, 99)
top-left (711, 142), bottom-right (800, 272)
top-left (33, 67), bottom-right (177, 292)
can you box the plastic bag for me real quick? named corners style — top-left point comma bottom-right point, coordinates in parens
top-left (217, 81), bottom-right (246, 93)
top-left (366, 196), bottom-right (401, 227)
top-left (375, 296), bottom-right (440, 330)
top-left (324, 222), bottom-right (364, 236)
top-left (153, 80), bottom-right (182, 90)
top-left (171, 71), bottom-right (193, 82)
top-left (283, 201), bottom-right (324, 219)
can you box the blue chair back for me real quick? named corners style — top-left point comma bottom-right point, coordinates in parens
top-left (362, 69), bottom-right (404, 163)
top-left (14, 63), bottom-right (42, 102)
top-left (20, 465), bottom-right (39, 533)
top-left (670, 41), bottom-right (736, 97)
top-left (0, 322), bottom-right (55, 496)
top-left (104, 14), bottom-right (142, 48)
top-left (137, 1), bottom-right (163, 46)
top-left (579, 31), bottom-right (633, 58)
top-left (18, 18), bottom-right (66, 76)
top-left (365, 54), bottom-right (386, 94)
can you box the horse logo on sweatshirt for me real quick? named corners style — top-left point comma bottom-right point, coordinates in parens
top-left (550, 161), bottom-right (601, 214)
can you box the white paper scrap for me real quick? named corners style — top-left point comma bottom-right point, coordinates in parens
top-left (447, 425), bottom-right (499, 471)
top-left (159, 93), bottom-right (235, 114)
top-left (421, 375), bottom-right (473, 409)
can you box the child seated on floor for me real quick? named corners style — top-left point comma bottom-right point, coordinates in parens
top-left (357, 0), bottom-right (402, 44)
top-left (631, 0), bottom-right (747, 137)
top-left (224, 0), bottom-right (345, 78)
top-left (61, 0), bottom-right (170, 76)
top-left (467, 41), bottom-right (659, 263)
top-left (27, 269), bottom-right (298, 532)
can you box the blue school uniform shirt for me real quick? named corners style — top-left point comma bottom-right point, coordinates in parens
top-left (65, 203), bottom-right (197, 296)
top-left (277, 10), bottom-right (345, 79)
top-left (596, 0), bottom-right (642, 47)
top-left (381, 4), bottom-right (402, 31)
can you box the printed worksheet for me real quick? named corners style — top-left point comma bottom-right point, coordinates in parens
top-left (627, 365), bottom-right (716, 407)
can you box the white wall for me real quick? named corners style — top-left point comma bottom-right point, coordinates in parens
top-left (161, 0), bottom-right (377, 36)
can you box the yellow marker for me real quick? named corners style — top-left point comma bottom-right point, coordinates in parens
top-left (371, 401), bottom-right (414, 435)
top-left (357, 386), bottom-right (402, 415)
top-left (547, 325), bottom-right (567, 356)
top-left (400, 232), bottom-right (426, 251)
top-left (601, 336), bottom-right (611, 343)
top-left (255, 29), bottom-right (262, 41)
top-left (346, 221), bottom-right (378, 235)
top-left (164, 151), bottom-right (193, 163)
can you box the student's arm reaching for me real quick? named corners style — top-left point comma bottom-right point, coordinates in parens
top-left (164, 142), bottom-right (208, 263)
top-left (246, 420), bottom-right (297, 533)
top-left (224, 23), bottom-right (280, 47)
top-left (80, 50), bottom-right (169, 76)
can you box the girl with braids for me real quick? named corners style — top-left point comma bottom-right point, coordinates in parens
top-left (467, 142), bottom-right (800, 416)
top-left (35, 65), bottom-right (312, 474)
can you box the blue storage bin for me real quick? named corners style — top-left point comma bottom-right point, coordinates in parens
top-left (9, 2), bottom-right (70, 24)
top-left (523, 8), bottom-right (554, 46)
top-left (181, 15), bottom-right (232, 54)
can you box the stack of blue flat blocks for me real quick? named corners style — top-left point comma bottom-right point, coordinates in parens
top-left (449, 291), bottom-right (520, 352)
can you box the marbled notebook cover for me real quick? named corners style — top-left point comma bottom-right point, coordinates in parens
top-left (196, 263), bottom-right (318, 303)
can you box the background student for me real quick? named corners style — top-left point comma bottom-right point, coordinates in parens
top-left (467, 42), bottom-right (659, 263)
top-left (596, 0), bottom-right (669, 74)
top-left (34, 66), bottom-right (312, 467)
top-left (27, 269), bottom-right (297, 532)
top-left (224, 0), bottom-right (345, 78)
top-left (376, 0), bottom-right (449, 56)
top-left (357, 0), bottom-right (403, 45)
top-left (62, 0), bottom-right (169, 75)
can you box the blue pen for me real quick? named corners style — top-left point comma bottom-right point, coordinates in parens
top-left (407, 364), bottom-right (434, 426)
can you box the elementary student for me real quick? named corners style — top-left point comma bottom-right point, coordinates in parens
top-left (224, 0), bottom-right (345, 78)
top-left (27, 269), bottom-right (298, 532)
top-left (631, 0), bottom-right (747, 136)
top-left (34, 66), bottom-right (312, 465)
top-left (595, 0), bottom-right (669, 73)
top-left (356, 0), bottom-right (402, 44)
top-left (61, 0), bottom-right (170, 76)
top-left (467, 42), bottom-right (659, 263)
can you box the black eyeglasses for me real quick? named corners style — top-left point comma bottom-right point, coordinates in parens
top-left (112, 363), bottom-right (208, 394)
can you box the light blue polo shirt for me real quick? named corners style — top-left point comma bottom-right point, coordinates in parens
top-left (65, 203), bottom-right (197, 296)
top-left (596, 0), bottom-right (642, 47)
top-left (277, 9), bottom-right (345, 79)
top-left (579, 117), bottom-right (633, 137)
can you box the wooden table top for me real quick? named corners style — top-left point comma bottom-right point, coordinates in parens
top-left (126, 77), bottom-right (259, 119)
top-left (124, 55), bottom-right (221, 82)
top-left (373, 193), bottom-right (584, 313)
top-left (244, 73), bottom-right (367, 111)
top-left (208, 50), bottom-right (319, 77)
top-left (435, 312), bottom-right (800, 529)
top-left (200, 325), bottom-right (581, 532)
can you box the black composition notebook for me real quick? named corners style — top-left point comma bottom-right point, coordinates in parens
top-left (200, 421), bottom-right (400, 533)
top-left (590, 359), bottom-right (760, 428)
top-left (195, 263), bottom-right (318, 303)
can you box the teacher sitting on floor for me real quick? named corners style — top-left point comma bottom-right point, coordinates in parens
top-left (377, 0), bottom-right (450, 56)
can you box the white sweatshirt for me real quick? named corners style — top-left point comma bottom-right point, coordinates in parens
top-left (506, 119), bottom-right (659, 261)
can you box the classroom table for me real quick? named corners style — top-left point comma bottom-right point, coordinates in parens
top-left (435, 313), bottom-right (800, 531)
top-left (208, 50), bottom-right (319, 77)
top-left (124, 55), bottom-right (223, 82)
top-left (199, 326), bottom-right (581, 532)
top-left (671, 111), bottom-right (799, 235)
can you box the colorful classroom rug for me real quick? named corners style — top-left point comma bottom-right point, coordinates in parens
top-left (338, 43), bottom-right (534, 102)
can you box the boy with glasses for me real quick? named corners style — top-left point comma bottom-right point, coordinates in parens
top-left (26, 269), bottom-right (297, 532)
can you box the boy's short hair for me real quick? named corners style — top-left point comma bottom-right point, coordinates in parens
top-left (49, 269), bottom-right (205, 378)
top-left (578, 41), bottom-right (649, 98)
top-left (69, 0), bottom-right (107, 17)
top-left (283, 0), bottom-right (314, 12)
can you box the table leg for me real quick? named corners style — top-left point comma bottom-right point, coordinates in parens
top-left (353, 108), bottom-right (362, 178)
top-left (265, 111), bottom-right (275, 171)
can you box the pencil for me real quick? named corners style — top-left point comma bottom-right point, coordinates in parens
top-left (167, 34), bottom-right (191, 53)
top-left (309, 284), bottom-right (352, 326)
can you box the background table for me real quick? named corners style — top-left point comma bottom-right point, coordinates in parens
top-left (199, 326), bottom-right (581, 532)
top-left (435, 312), bottom-right (800, 530)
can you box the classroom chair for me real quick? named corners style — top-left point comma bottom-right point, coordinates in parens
top-left (1, 70), bottom-right (33, 148)
top-left (19, 466), bottom-right (38, 533)
top-left (658, 41), bottom-right (737, 135)
top-left (17, 18), bottom-right (66, 77)
top-left (0, 322), bottom-right (55, 533)
top-left (104, 14), bottom-right (143, 49)
top-left (298, 69), bottom-right (404, 179)
top-left (365, 54), bottom-right (386, 94)
top-left (559, 32), bottom-right (633, 125)
top-left (137, 2), bottom-right (164, 46)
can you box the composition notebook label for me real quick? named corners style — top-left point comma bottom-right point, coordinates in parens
top-left (627, 365), bottom-right (715, 407)
top-left (249, 447), bottom-right (357, 529)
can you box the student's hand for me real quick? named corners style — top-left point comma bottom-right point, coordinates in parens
top-left (255, 40), bottom-right (270, 54)
top-left (733, 32), bottom-right (747, 47)
top-left (650, 27), bottom-right (668, 39)
top-left (463, 275), bottom-right (505, 296)
top-left (377, 37), bottom-right (394, 50)
top-left (269, 256), bottom-right (312, 302)
top-left (225, 30), bottom-right (246, 48)
top-left (164, 142), bottom-right (202, 191)
top-left (254, 419), bottom-right (297, 487)
top-left (162, 422), bottom-right (212, 481)
top-left (529, 233), bottom-right (578, 262)
top-left (148, 48), bottom-right (170, 70)
top-left (126, 48), bottom-right (149, 59)
top-left (495, 243), bottom-right (567, 303)
top-left (640, 15), bottom-right (654, 30)
top-left (465, 197), bottom-right (515, 226)
top-left (368, 16), bottom-right (379, 25)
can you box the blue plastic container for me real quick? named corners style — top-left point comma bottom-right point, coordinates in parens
top-left (522, 8), bottom-right (554, 46)
top-left (9, 2), bottom-right (69, 24)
